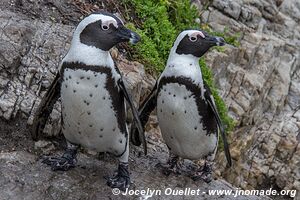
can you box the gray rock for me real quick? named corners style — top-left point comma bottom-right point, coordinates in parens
top-left (212, 0), bottom-right (242, 20)
top-left (0, 150), bottom-right (271, 200)
top-left (198, 0), bottom-right (300, 194)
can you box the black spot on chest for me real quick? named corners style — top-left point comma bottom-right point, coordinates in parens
top-left (61, 62), bottom-right (127, 135)
top-left (158, 76), bottom-right (218, 135)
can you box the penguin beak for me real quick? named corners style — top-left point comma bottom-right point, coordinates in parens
top-left (214, 37), bottom-right (226, 46)
top-left (117, 27), bottom-right (141, 44)
top-left (129, 31), bottom-right (141, 44)
top-left (207, 36), bottom-right (226, 46)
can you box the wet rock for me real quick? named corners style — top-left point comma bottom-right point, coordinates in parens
top-left (34, 140), bottom-right (55, 154)
top-left (0, 150), bottom-right (271, 200)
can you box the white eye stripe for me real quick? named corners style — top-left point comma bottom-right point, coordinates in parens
top-left (101, 19), bottom-right (118, 30)
top-left (190, 31), bottom-right (205, 40)
top-left (114, 14), bottom-right (125, 26)
top-left (198, 31), bottom-right (205, 38)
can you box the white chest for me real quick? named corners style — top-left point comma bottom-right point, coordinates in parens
top-left (157, 82), bottom-right (218, 160)
top-left (60, 68), bottom-right (127, 155)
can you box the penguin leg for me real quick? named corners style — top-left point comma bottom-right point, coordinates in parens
top-left (42, 141), bottom-right (78, 171)
top-left (106, 141), bottom-right (130, 191)
top-left (158, 152), bottom-right (180, 176)
top-left (190, 146), bottom-right (217, 183)
top-left (190, 161), bottom-right (213, 183)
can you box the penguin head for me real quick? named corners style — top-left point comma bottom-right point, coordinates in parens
top-left (174, 30), bottom-right (225, 58)
top-left (74, 11), bottom-right (140, 51)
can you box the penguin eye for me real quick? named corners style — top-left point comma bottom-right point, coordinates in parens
top-left (101, 25), bottom-right (109, 31)
top-left (189, 36), bottom-right (197, 42)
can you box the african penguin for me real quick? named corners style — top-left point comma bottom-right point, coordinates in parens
top-left (31, 11), bottom-right (146, 191)
top-left (131, 30), bottom-right (231, 182)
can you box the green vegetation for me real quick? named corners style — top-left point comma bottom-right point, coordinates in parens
top-left (200, 58), bottom-right (235, 132)
top-left (122, 0), bottom-right (236, 132)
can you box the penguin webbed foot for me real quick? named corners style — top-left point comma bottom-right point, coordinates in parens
top-left (158, 155), bottom-right (181, 176)
top-left (190, 162), bottom-right (213, 183)
top-left (106, 162), bottom-right (130, 191)
top-left (42, 148), bottom-right (77, 171)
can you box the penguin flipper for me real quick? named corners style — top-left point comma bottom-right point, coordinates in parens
top-left (130, 82), bottom-right (158, 147)
top-left (204, 84), bottom-right (232, 167)
top-left (31, 72), bottom-right (61, 141)
top-left (117, 79), bottom-right (147, 155)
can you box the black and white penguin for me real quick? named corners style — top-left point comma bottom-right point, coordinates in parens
top-left (131, 30), bottom-right (231, 182)
top-left (31, 11), bottom-right (146, 190)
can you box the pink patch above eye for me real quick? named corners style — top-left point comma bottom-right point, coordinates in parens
top-left (114, 14), bottom-right (124, 26)
top-left (190, 31), bottom-right (205, 39)
top-left (102, 19), bottom-right (118, 29)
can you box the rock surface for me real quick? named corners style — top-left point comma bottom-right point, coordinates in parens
top-left (0, 116), bottom-right (270, 200)
top-left (0, 150), bottom-right (271, 200)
